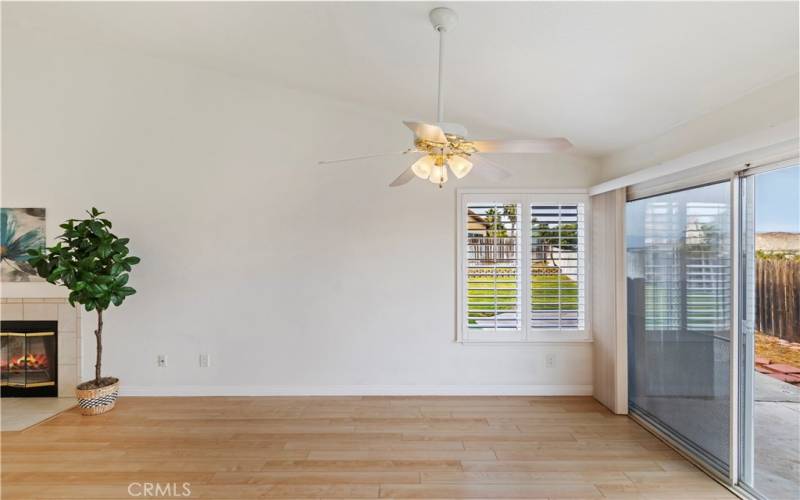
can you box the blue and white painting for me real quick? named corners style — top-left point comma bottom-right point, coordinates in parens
top-left (1, 208), bottom-right (45, 282)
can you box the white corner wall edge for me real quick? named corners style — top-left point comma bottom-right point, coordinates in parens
top-left (590, 119), bottom-right (800, 196)
top-left (119, 385), bottom-right (593, 397)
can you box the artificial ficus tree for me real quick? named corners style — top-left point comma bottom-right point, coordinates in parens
top-left (27, 208), bottom-right (140, 389)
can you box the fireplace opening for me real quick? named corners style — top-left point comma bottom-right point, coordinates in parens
top-left (1, 321), bottom-right (58, 397)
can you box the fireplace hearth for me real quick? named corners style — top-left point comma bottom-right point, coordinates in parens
top-left (1, 321), bottom-right (58, 397)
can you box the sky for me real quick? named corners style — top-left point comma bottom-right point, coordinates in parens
top-left (756, 165), bottom-right (799, 233)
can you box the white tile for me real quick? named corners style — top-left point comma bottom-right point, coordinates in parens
top-left (58, 364), bottom-right (78, 397)
top-left (58, 332), bottom-right (78, 365)
top-left (23, 303), bottom-right (58, 320)
top-left (1, 303), bottom-right (23, 320)
top-left (57, 304), bottom-right (78, 332)
top-left (0, 397), bottom-right (76, 431)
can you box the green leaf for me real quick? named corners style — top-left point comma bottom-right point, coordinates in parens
top-left (98, 296), bottom-right (111, 310)
top-left (29, 208), bottom-right (136, 311)
top-left (98, 244), bottom-right (112, 259)
top-left (96, 275), bottom-right (113, 285)
top-left (89, 221), bottom-right (104, 236)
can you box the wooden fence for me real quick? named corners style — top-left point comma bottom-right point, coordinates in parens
top-left (756, 258), bottom-right (800, 343)
top-left (467, 237), bottom-right (517, 263)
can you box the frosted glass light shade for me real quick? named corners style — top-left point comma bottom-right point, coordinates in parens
top-left (411, 155), bottom-right (436, 179)
top-left (429, 164), bottom-right (448, 184)
top-left (448, 156), bottom-right (473, 178)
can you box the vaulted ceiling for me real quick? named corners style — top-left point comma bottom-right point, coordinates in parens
top-left (4, 2), bottom-right (798, 156)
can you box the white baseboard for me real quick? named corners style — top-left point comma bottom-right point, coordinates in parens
top-left (119, 384), bottom-right (593, 397)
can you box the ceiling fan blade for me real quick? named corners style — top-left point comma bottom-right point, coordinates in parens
top-left (403, 121), bottom-right (447, 143)
top-left (389, 166), bottom-right (417, 187)
top-left (472, 138), bottom-right (572, 154)
top-left (472, 154), bottom-right (512, 181)
top-left (319, 150), bottom-right (413, 165)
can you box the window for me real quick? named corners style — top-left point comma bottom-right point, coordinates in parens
top-left (464, 203), bottom-right (521, 332)
top-left (458, 191), bottom-right (589, 342)
top-left (531, 203), bottom-right (586, 330)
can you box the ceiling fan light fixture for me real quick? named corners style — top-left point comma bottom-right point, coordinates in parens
top-left (317, 6), bottom-right (571, 188)
top-left (448, 155), bottom-right (473, 178)
top-left (429, 163), bottom-right (448, 184)
top-left (411, 155), bottom-right (436, 179)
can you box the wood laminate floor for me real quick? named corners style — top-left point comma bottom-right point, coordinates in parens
top-left (0, 396), bottom-right (735, 499)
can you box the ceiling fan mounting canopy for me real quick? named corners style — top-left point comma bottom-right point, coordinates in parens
top-left (318, 7), bottom-right (573, 188)
top-left (429, 7), bottom-right (458, 32)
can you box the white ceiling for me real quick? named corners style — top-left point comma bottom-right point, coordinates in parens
top-left (4, 2), bottom-right (798, 156)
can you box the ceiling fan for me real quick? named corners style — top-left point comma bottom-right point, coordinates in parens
top-left (319, 7), bottom-right (573, 188)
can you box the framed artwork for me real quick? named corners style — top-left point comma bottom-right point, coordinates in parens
top-left (1, 208), bottom-right (46, 282)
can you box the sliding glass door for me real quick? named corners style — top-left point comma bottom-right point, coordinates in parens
top-left (738, 164), bottom-right (800, 500)
top-left (626, 181), bottom-right (732, 474)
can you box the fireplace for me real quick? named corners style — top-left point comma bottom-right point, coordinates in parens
top-left (1, 321), bottom-right (58, 397)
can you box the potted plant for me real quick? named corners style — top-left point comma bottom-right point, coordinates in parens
top-left (28, 208), bottom-right (139, 415)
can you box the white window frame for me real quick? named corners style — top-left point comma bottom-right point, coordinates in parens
top-left (457, 188), bottom-right (592, 343)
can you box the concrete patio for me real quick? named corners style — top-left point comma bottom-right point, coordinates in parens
top-left (754, 373), bottom-right (800, 500)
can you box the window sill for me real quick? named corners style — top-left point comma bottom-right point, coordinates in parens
top-left (457, 338), bottom-right (594, 345)
top-left (459, 329), bottom-right (592, 344)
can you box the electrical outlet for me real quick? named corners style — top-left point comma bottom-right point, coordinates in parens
top-left (199, 353), bottom-right (210, 368)
top-left (545, 354), bottom-right (555, 368)
top-left (157, 354), bottom-right (167, 368)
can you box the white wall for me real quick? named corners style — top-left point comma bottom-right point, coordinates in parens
top-left (595, 74), bottom-right (800, 184)
top-left (1, 24), bottom-right (598, 395)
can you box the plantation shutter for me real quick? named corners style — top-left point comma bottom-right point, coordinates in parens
top-left (530, 203), bottom-right (585, 330)
top-left (465, 203), bottom-right (521, 331)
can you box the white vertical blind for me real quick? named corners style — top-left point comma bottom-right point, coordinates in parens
top-left (465, 203), bottom-right (521, 331)
top-left (530, 203), bottom-right (585, 330)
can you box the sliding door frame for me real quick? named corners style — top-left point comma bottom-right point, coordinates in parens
top-left (625, 153), bottom-right (798, 499)
top-left (732, 156), bottom-right (799, 499)
top-left (729, 173), bottom-right (740, 487)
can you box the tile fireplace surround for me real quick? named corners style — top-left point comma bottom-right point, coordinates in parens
top-left (1, 297), bottom-right (81, 398)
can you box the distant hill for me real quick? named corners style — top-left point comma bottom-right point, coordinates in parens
top-left (756, 232), bottom-right (800, 251)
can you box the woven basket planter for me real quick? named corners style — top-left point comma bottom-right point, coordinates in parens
top-left (75, 378), bottom-right (119, 416)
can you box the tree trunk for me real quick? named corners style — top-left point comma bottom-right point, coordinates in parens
top-left (94, 309), bottom-right (103, 385)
